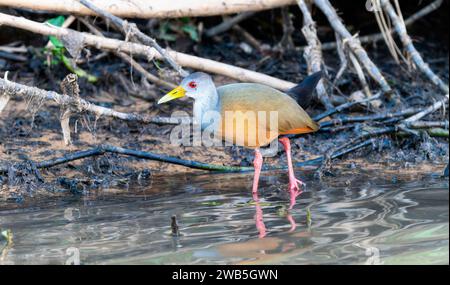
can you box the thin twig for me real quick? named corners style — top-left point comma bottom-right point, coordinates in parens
top-left (307, 0), bottom-right (444, 51)
top-left (279, 7), bottom-right (295, 50)
top-left (77, 0), bottom-right (188, 77)
top-left (407, 120), bottom-right (449, 129)
top-left (0, 51), bottom-right (27, 61)
top-left (232, 25), bottom-right (263, 51)
top-left (205, 11), bottom-right (256, 37)
top-left (313, 92), bottom-right (383, 121)
top-left (402, 95), bottom-right (449, 124)
top-left (319, 107), bottom-right (422, 128)
top-left (77, 17), bottom-right (176, 89)
top-left (313, 0), bottom-right (392, 93)
top-left (380, 0), bottom-right (449, 93)
top-left (297, 0), bottom-right (333, 110)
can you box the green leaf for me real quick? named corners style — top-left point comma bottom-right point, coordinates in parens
top-left (182, 24), bottom-right (199, 42)
top-left (49, 36), bottom-right (64, 48)
top-left (180, 17), bottom-right (190, 24)
top-left (43, 16), bottom-right (97, 84)
top-left (159, 33), bottom-right (177, 42)
top-left (158, 22), bottom-right (177, 42)
top-left (306, 208), bottom-right (312, 225)
top-left (152, 59), bottom-right (163, 71)
top-left (235, 200), bottom-right (272, 207)
top-left (276, 205), bottom-right (288, 217)
top-left (60, 54), bottom-right (98, 83)
top-left (47, 15), bottom-right (66, 27)
top-left (200, 201), bottom-right (223, 207)
top-left (46, 16), bottom-right (66, 48)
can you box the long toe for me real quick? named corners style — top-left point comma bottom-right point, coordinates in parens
top-left (288, 178), bottom-right (306, 191)
top-left (296, 179), bottom-right (306, 188)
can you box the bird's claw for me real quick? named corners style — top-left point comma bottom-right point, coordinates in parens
top-left (288, 178), bottom-right (306, 196)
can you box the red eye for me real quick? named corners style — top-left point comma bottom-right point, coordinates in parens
top-left (188, 81), bottom-right (197, 89)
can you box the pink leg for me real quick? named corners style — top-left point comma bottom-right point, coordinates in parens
top-left (279, 137), bottom-right (305, 196)
top-left (287, 214), bottom-right (297, 232)
top-left (288, 187), bottom-right (298, 210)
top-left (252, 148), bottom-right (263, 194)
top-left (252, 192), bottom-right (267, 238)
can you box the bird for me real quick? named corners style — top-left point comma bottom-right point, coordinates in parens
top-left (158, 71), bottom-right (322, 197)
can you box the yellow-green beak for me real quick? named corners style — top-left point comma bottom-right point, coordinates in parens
top-left (157, 86), bottom-right (186, 104)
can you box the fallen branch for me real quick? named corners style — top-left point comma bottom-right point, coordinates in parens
top-left (380, 0), bottom-right (449, 94)
top-left (0, 76), bottom-right (182, 125)
top-left (325, 95), bottom-right (449, 156)
top-left (0, 137), bottom-right (377, 175)
top-left (0, 0), bottom-right (296, 18)
top-left (0, 12), bottom-right (296, 91)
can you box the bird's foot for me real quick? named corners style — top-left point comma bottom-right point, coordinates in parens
top-left (288, 177), bottom-right (305, 197)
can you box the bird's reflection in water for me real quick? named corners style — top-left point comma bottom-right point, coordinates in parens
top-left (252, 192), bottom-right (267, 238)
top-left (216, 191), bottom-right (312, 264)
top-left (252, 189), bottom-right (300, 239)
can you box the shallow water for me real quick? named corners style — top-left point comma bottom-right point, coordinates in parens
top-left (0, 168), bottom-right (448, 265)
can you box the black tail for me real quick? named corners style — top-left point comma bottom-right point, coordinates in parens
top-left (287, 71), bottom-right (323, 109)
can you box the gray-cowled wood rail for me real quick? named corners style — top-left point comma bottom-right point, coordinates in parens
top-left (158, 71), bottom-right (322, 197)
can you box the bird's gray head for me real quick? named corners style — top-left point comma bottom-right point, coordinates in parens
top-left (157, 72), bottom-right (215, 104)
